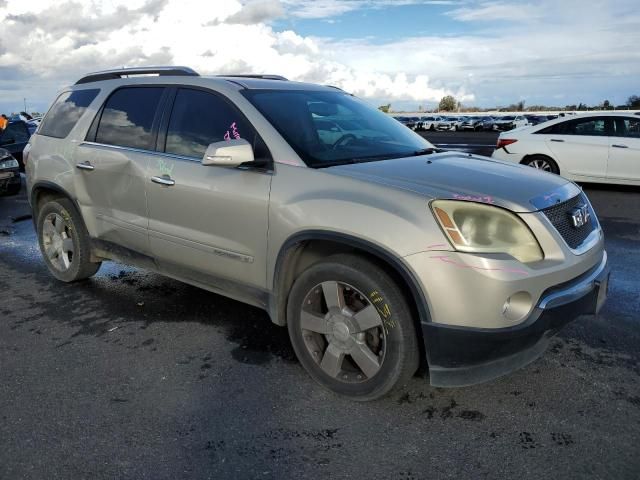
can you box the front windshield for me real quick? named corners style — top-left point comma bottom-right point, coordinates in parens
top-left (242, 90), bottom-right (434, 168)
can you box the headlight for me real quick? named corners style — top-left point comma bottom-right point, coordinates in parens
top-left (431, 200), bottom-right (543, 263)
top-left (0, 157), bottom-right (19, 170)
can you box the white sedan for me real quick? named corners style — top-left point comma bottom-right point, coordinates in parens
top-left (492, 112), bottom-right (640, 185)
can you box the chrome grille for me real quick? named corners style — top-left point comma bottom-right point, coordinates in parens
top-left (541, 193), bottom-right (596, 249)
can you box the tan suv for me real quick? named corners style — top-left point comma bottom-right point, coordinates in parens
top-left (25, 66), bottom-right (609, 400)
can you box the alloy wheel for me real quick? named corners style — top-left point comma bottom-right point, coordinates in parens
top-left (528, 159), bottom-right (553, 171)
top-left (299, 281), bottom-right (386, 383)
top-left (42, 213), bottom-right (75, 271)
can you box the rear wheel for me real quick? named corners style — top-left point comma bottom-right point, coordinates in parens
top-left (523, 155), bottom-right (559, 174)
top-left (287, 254), bottom-right (420, 401)
top-left (37, 198), bottom-right (101, 282)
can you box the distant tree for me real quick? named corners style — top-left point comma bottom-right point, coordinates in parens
top-left (602, 99), bottom-right (611, 110)
top-left (627, 95), bottom-right (640, 108)
top-left (438, 95), bottom-right (457, 111)
top-left (577, 103), bottom-right (587, 111)
top-left (378, 104), bottom-right (391, 113)
top-left (516, 100), bottom-right (525, 111)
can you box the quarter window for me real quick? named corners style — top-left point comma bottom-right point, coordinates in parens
top-left (39, 89), bottom-right (100, 139)
top-left (95, 87), bottom-right (164, 150)
top-left (165, 88), bottom-right (263, 159)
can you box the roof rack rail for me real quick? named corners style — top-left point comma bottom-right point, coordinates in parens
top-left (217, 74), bottom-right (288, 81)
top-left (75, 66), bottom-right (199, 85)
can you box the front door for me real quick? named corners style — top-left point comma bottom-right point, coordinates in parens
top-left (146, 87), bottom-right (272, 295)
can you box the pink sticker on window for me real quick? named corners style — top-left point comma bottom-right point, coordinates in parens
top-left (224, 122), bottom-right (241, 141)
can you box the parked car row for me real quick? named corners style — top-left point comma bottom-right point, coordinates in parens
top-left (393, 113), bottom-right (560, 132)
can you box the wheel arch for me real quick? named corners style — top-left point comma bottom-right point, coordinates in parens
top-left (269, 231), bottom-right (431, 365)
top-left (30, 181), bottom-right (81, 227)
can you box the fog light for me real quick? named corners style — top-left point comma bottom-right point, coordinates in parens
top-left (502, 292), bottom-right (533, 322)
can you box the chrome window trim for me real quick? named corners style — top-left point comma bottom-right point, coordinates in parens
top-left (79, 141), bottom-right (200, 163)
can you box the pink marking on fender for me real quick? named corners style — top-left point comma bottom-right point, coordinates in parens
top-left (429, 255), bottom-right (529, 276)
top-left (452, 193), bottom-right (494, 204)
top-left (426, 243), bottom-right (448, 249)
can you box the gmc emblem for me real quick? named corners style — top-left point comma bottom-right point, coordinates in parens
top-left (569, 204), bottom-right (590, 228)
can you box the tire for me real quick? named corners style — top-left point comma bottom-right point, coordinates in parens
top-left (430, 124), bottom-right (435, 131)
top-left (287, 254), bottom-right (420, 401)
top-left (522, 155), bottom-right (560, 175)
top-left (36, 197), bottom-right (101, 282)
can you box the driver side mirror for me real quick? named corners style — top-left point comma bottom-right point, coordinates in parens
top-left (202, 138), bottom-right (254, 167)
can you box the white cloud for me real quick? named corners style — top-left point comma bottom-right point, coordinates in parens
top-left (225, 0), bottom-right (285, 25)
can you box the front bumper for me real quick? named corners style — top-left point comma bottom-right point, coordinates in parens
top-left (421, 252), bottom-right (610, 387)
top-left (0, 169), bottom-right (21, 195)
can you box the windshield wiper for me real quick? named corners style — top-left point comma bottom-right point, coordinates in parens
top-left (410, 147), bottom-right (440, 156)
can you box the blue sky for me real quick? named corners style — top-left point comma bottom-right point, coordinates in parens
top-left (1, 0), bottom-right (639, 114)
top-left (275, 3), bottom-right (470, 42)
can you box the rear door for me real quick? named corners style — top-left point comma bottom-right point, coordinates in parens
top-left (75, 86), bottom-right (167, 256)
top-left (146, 87), bottom-right (272, 293)
top-left (608, 116), bottom-right (640, 182)
top-left (540, 116), bottom-right (611, 179)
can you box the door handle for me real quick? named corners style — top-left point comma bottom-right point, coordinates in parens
top-left (76, 161), bottom-right (94, 171)
top-left (151, 175), bottom-right (175, 186)
top-left (550, 139), bottom-right (564, 142)
top-left (612, 144), bottom-right (628, 148)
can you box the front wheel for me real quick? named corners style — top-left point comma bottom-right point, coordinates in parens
top-left (287, 254), bottom-right (420, 401)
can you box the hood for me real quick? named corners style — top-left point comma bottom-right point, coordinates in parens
top-left (326, 152), bottom-right (579, 212)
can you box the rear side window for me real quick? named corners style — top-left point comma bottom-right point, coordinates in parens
top-left (165, 88), bottom-right (268, 159)
top-left (0, 122), bottom-right (30, 145)
top-left (614, 117), bottom-right (640, 138)
top-left (95, 87), bottom-right (164, 150)
top-left (39, 89), bottom-right (100, 139)
top-left (536, 117), bottom-right (609, 136)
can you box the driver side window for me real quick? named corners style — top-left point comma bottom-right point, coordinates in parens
top-left (165, 88), bottom-right (270, 160)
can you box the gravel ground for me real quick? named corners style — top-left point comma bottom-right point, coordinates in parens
top-left (1, 163), bottom-right (638, 479)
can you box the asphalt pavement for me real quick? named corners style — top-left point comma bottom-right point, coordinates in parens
top-left (1, 149), bottom-right (639, 479)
